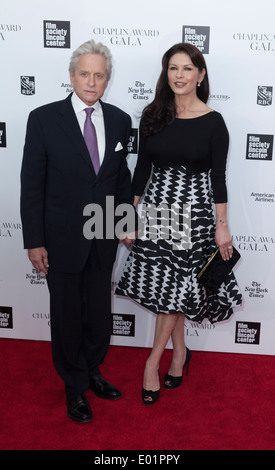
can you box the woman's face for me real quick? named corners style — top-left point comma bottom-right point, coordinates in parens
top-left (167, 52), bottom-right (205, 98)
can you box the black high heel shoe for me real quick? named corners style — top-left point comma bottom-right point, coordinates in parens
top-left (164, 347), bottom-right (192, 390)
top-left (142, 387), bottom-right (160, 405)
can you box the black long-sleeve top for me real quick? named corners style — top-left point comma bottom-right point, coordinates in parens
top-left (132, 111), bottom-right (229, 203)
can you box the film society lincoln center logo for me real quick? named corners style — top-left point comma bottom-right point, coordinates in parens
top-left (182, 25), bottom-right (210, 53)
top-left (246, 134), bottom-right (273, 161)
top-left (0, 306), bottom-right (13, 329)
top-left (0, 123), bottom-right (6, 148)
top-left (43, 21), bottom-right (70, 48)
top-left (235, 321), bottom-right (261, 345)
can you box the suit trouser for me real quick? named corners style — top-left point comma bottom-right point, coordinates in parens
top-left (46, 242), bottom-right (113, 400)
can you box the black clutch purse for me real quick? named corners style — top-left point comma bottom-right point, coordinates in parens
top-left (197, 247), bottom-right (241, 292)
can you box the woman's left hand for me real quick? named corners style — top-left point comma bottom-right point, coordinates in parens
top-left (215, 225), bottom-right (233, 261)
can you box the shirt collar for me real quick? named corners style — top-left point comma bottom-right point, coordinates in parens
top-left (71, 91), bottom-right (102, 114)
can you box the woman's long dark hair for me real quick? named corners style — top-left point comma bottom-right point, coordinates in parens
top-left (140, 43), bottom-right (210, 136)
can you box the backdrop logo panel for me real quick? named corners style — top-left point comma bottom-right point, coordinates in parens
top-left (209, 94), bottom-right (230, 101)
top-left (2, 0), bottom-right (275, 355)
top-left (112, 314), bottom-right (135, 337)
top-left (235, 321), bottom-right (261, 345)
top-left (185, 320), bottom-right (215, 338)
top-left (250, 190), bottom-right (274, 203)
top-left (257, 86), bottom-right (273, 106)
top-left (244, 280), bottom-right (269, 299)
top-left (32, 312), bottom-right (50, 328)
top-left (0, 24), bottom-right (21, 41)
top-left (182, 26), bottom-right (210, 53)
top-left (26, 268), bottom-right (46, 286)
top-left (246, 134), bottom-right (274, 161)
top-left (21, 76), bottom-right (35, 96)
top-left (92, 26), bottom-right (160, 46)
top-left (61, 82), bottom-right (73, 94)
top-left (0, 307), bottom-right (13, 329)
top-left (43, 21), bottom-right (70, 48)
top-left (233, 32), bottom-right (275, 51)
top-left (232, 234), bottom-right (274, 252)
top-left (128, 80), bottom-right (153, 102)
top-left (0, 123), bottom-right (6, 147)
top-left (127, 129), bottom-right (138, 154)
top-left (0, 222), bottom-right (21, 238)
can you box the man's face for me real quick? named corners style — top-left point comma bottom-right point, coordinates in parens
top-left (70, 53), bottom-right (109, 106)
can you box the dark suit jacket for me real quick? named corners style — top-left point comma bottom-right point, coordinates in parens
top-left (20, 93), bottom-right (133, 272)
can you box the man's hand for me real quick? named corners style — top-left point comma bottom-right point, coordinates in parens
top-left (28, 247), bottom-right (49, 274)
top-left (119, 232), bottom-right (137, 249)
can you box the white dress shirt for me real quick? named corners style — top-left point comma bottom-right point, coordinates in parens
top-left (71, 92), bottom-right (106, 165)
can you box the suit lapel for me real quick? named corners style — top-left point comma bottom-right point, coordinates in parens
top-left (97, 100), bottom-right (116, 176)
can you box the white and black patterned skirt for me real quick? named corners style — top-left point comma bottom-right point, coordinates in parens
top-left (115, 166), bottom-right (242, 323)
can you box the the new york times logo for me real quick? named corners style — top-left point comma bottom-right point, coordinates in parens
top-left (257, 86), bottom-right (273, 106)
top-left (83, 197), bottom-right (191, 251)
top-left (182, 26), bottom-right (210, 53)
top-left (21, 76), bottom-right (35, 95)
top-left (43, 21), bottom-right (70, 48)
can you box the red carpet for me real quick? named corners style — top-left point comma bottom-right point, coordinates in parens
top-left (1, 338), bottom-right (275, 451)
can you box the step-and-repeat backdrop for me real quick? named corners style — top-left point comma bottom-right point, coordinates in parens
top-left (1, 0), bottom-right (274, 355)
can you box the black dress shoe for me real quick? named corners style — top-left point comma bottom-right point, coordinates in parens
top-left (90, 374), bottom-right (122, 400)
top-left (67, 393), bottom-right (92, 423)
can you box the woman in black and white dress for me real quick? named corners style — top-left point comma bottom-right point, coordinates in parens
top-left (116, 43), bottom-right (242, 405)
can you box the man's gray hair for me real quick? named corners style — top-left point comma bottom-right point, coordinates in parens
top-left (69, 39), bottom-right (112, 80)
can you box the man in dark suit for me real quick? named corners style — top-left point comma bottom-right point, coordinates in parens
top-left (20, 39), bottom-right (134, 423)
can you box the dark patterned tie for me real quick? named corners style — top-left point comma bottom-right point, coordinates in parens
top-left (83, 107), bottom-right (100, 174)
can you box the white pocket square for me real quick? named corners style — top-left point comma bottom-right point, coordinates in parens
top-left (115, 142), bottom-right (123, 151)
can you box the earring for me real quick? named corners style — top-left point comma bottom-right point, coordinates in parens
top-left (197, 82), bottom-right (201, 87)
